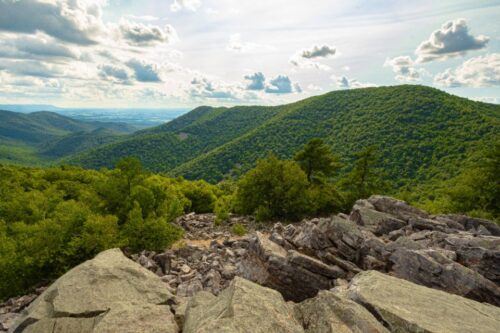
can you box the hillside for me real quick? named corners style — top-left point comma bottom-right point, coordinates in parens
top-left (0, 110), bottom-right (136, 164)
top-left (69, 85), bottom-right (499, 188)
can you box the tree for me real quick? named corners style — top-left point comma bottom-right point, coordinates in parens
top-left (234, 154), bottom-right (310, 221)
top-left (116, 157), bottom-right (143, 196)
top-left (340, 146), bottom-right (387, 208)
top-left (294, 138), bottom-right (342, 183)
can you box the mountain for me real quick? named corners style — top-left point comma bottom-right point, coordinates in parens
top-left (0, 110), bottom-right (137, 164)
top-left (68, 85), bottom-right (499, 188)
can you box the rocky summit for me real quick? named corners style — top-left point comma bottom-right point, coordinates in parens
top-left (2, 196), bottom-right (500, 333)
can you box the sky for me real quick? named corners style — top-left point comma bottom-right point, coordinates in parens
top-left (0, 0), bottom-right (499, 108)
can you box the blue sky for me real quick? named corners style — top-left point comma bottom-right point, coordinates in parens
top-left (0, 0), bottom-right (499, 107)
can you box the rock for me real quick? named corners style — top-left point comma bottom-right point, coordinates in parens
top-left (239, 232), bottom-right (335, 301)
top-left (389, 248), bottom-right (500, 306)
top-left (10, 249), bottom-right (178, 333)
top-left (344, 270), bottom-right (500, 333)
top-left (177, 280), bottom-right (203, 297)
top-left (183, 277), bottom-right (303, 333)
top-left (437, 214), bottom-right (500, 236)
top-left (367, 195), bottom-right (429, 221)
top-left (349, 206), bottom-right (406, 235)
top-left (316, 216), bottom-right (365, 262)
top-left (293, 290), bottom-right (389, 333)
top-left (180, 264), bottom-right (192, 274)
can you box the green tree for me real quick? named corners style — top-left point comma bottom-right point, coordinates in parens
top-left (234, 154), bottom-right (310, 221)
top-left (340, 146), bottom-right (388, 208)
top-left (294, 138), bottom-right (342, 182)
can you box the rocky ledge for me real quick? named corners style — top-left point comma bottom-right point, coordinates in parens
top-left (2, 195), bottom-right (500, 332)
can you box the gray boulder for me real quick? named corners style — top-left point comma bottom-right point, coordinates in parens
top-left (345, 270), bottom-right (500, 333)
top-left (293, 290), bottom-right (389, 333)
top-left (389, 248), bottom-right (500, 306)
top-left (183, 277), bottom-right (303, 333)
top-left (367, 195), bottom-right (429, 221)
top-left (10, 249), bottom-right (178, 333)
top-left (350, 205), bottom-right (406, 235)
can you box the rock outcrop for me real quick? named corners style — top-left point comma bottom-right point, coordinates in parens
top-left (3, 196), bottom-right (500, 332)
top-left (339, 270), bottom-right (500, 333)
top-left (9, 249), bottom-right (178, 333)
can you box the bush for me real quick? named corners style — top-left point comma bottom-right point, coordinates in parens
top-left (231, 223), bottom-right (247, 236)
top-left (180, 180), bottom-right (218, 213)
top-left (234, 154), bottom-right (310, 221)
top-left (214, 195), bottom-right (232, 225)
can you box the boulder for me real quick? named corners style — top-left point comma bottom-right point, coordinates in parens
top-left (183, 277), bottom-right (303, 333)
top-left (292, 290), bottom-right (389, 333)
top-left (436, 214), bottom-right (500, 236)
top-left (239, 232), bottom-right (337, 301)
top-left (349, 206), bottom-right (406, 235)
top-left (367, 195), bottom-right (429, 221)
top-left (345, 270), bottom-right (500, 333)
top-left (10, 249), bottom-right (178, 333)
top-left (389, 248), bottom-right (500, 306)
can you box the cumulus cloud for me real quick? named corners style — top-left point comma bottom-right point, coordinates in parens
top-left (433, 54), bottom-right (500, 87)
top-left (171, 0), bottom-right (202, 12)
top-left (125, 59), bottom-right (162, 82)
top-left (265, 75), bottom-right (300, 94)
top-left (244, 72), bottom-right (265, 90)
top-left (301, 45), bottom-right (336, 59)
top-left (98, 64), bottom-right (130, 84)
top-left (416, 19), bottom-right (489, 63)
top-left (119, 19), bottom-right (178, 46)
top-left (0, 59), bottom-right (64, 78)
top-left (189, 77), bottom-right (237, 99)
top-left (333, 75), bottom-right (375, 89)
top-left (384, 56), bottom-right (421, 81)
top-left (0, 0), bottom-right (104, 45)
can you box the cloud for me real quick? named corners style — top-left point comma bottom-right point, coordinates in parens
top-left (0, 0), bottom-right (104, 45)
top-left (171, 0), bottom-right (202, 12)
top-left (98, 64), bottom-right (130, 84)
top-left (301, 45), bottom-right (336, 59)
top-left (0, 59), bottom-right (64, 78)
top-left (119, 19), bottom-right (178, 46)
top-left (384, 56), bottom-right (421, 81)
top-left (333, 75), bottom-right (375, 89)
top-left (265, 75), bottom-right (300, 94)
top-left (125, 59), bottom-right (162, 82)
top-left (416, 19), bottom-right (489, 63)
top-left (244, 72), bottom-right (265, 90)
top-left (189, 77), bottom-right (237, 99)
top-left (433, 54), bottom-right (500, 87)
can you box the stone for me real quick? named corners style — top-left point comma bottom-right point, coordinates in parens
top-left (437, 214), bottom-right (500, 236)
top-left (10, 249), bottom-right (178, 333)
top-left (389, 248), bottom-right (500, 306)
top-left (293, 290), bottom-right (389, 333)
top-left (177, 280), bottom-right (203, 297)
top-left (345, 270), bottom-right (500, 333)
top-left (183, 277), bottom-right (303, 333)
top-left (367, 195), bottom-right (429, 221)
top-left (349, 206), bottom-right (406, 235)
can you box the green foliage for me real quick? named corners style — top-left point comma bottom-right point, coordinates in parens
top-left (339, 146), bottom-right (389, 209)
top-left (214, 195), bottom-right (233, 225)
top-left (0, 158), bottom-right (202, 301)
top-left (180, 180), bottom-right (218, 213)
top-left (294, 138), bottom-right (342, 182)
top-left (234, 154), bottom-right (310, 221)
top-left (231, 223), bottom-right (247, 236)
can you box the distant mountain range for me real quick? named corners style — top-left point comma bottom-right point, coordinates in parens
top-left (65, 85), bottom-right (499, 190)
top-left (0, 110), bottom-right (136, 165)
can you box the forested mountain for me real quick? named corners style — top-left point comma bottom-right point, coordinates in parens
top-left (0, 110), bottom-right (137, 164)
top-left (69, 85), bottom-right (499, 189)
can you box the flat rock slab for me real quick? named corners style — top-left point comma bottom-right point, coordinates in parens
top-left (183, 276), bottom-right (303, 333)
top-left (10, 248), bottom-right (178, 333)
top-left (345, 270), bottom-right (500, 333)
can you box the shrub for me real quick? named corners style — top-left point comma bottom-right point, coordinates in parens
top-left (231, 223), bottom-right (247, 236)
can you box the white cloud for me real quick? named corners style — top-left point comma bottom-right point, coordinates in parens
top-left (300, 45), bottom-right (336, 59)
top-left (384, 56), bottom-right (421, 82)
top-left (119, 19), bottom-right (178, 46)
top-left (244, 72), bottom-right (266, 91)
top-left (415, 19), bottom-right (489, 63)
top-left (126, 59), bottom-right (162, 82)
top-left (333, 75), bottom-right (375, 89)
top-left (189, 77), bottom-right (239, 99)
top-left (265, 75), bottom-right (300, 94)
top-left (171, 0), bottom-right (202, 12)
top-left (98, 64), bottom-right (131, 84)
top-left (433, 54), bottom-right (500, 87)
top-left (0, 0), bottom-right (105, 45)
top-left (0, 59), bottom-right (64, 78)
